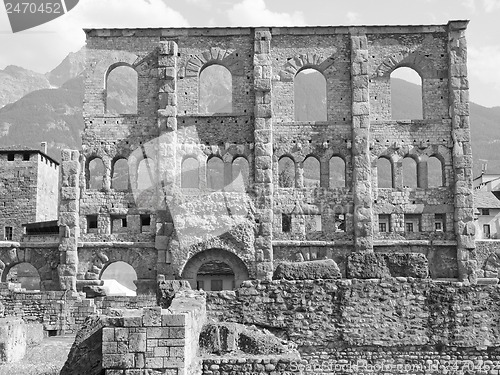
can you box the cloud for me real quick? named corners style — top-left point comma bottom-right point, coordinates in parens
top-left (0, 0), bottom-right (189, 73)
top-left (226, 0), bottom-right (306, 26)
top-left (346, 11), bottom-right (361, 24)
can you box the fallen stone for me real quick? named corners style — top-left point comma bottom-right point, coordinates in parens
top-left (157, 279), bottom-right (192, 308)
top-left (347, 253), bottom-right (429, 279)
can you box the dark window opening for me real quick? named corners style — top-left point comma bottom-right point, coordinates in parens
top-left (378, 214), bottom-right (390, 233)
top-left (435, 214), bottom-right (445, 232)
top-left (141, 215), bottom-right (151, 226)
top-left (87, 215), bottom-right (98, 230)
top-left (334, 214), bottom-right (346, 232)
top-left (23, 153), bottom-right (30, 161)
top-left (7, 154), bottom-right (14, 161)
top-left (196, 280), bottom-right (205, 290)
top-left (282, 213), bottom-right (292, 233)
top-left (121, 218), bottom-right (127, 228)
top-left (4, 226), bottom-right (13, 241)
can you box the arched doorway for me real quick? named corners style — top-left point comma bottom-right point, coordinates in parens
top-left (100, 261), bottom-right (137, 296)
top-left (181, 249), bottom-right (249, 291)
top-left (4, 263), bottom-right (41, 290)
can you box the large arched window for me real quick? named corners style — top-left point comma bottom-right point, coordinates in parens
top-left (100, 261), bottom-right (137, 296)
top-left (428, 156), bottom-right (444, 187)
top-left (303, 156), bottom-right (320, 187)
top-left (377, 157), bottom-right (393, 188)
top-left (390, 67), bottom-right (422, 120)
top-left (294, 68), bottom-right (327, 121)
top-left (111, 158), bottom-right (129, 191)
top-left (106, 65), bottom-right (138, 114)
top-left (5, 263), bottom-right (40, 290)
top-left (87, 157), bottom-right (105, 190)
top-left (278, 156), bottom-right (295, 188)
top-left (199, 64), bottom-right (232, 114)
top-left (402, 157), bottom-right (418, 188)
top-left (232, 157), bottom-right (249, 190)
top-left (329, 156), bottom-right (346, 188)
top-left (137, 157), bottom-right (155, 191)
top-left (181, 157), bottom-right (199, 188)
top-left (207, 157), bottom-right (224, 190)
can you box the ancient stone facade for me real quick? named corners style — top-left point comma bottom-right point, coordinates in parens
top-left (51, 20), bottom-right (473, 293)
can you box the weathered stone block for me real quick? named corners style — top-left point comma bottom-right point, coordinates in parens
top-left (0, 318), bottom-right (26, 363)
top-left (273, 259), bottom-right (341, 280)
top-left (347, 253), bottom-right (429, 279)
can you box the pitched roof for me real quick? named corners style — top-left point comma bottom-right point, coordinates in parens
top-left (474, 190), bottom-right (500, 209)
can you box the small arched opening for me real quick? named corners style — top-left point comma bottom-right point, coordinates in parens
top-left (4, 263), bottom-right (41, 290)
top-left (390, 67), bottom-right (423, 120)
top-left (137, 157), bottom-right (155, 191)
top-left (199, 64), bottom-right (232, 114)
top-left (428, 156), bottom-right (444, 187)
top-left (303, 156), bottom-right (320, 187)
top-left (232, 156), bottom-right (250, 191)
top-left (106, 65), bottom-right (138, 114)
top-left (278, 156), bottom-right (295, 188)
top-left (377, 157), bottom-right (393, 188)
top-left (111, 158), bottom-right (129, 191)
top-left (402, 156), bottom-right (418, 188)
top-left (87, 157), bottom-right (105, 190)
top-left (181, 157), bottom-right (199, 188)
top-left (329, 156), bottom-right (346, 188)
top-left (207, 156), bottom-right (224, 190)
top-left (181, 249), bottom-right (249, 291)
top-left (294, 68), bottom-right (327, 121)
top-left (100, 261), bottom-right (137, 296)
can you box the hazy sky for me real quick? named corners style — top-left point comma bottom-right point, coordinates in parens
top-left (0, 0), bottom-right (499, 107)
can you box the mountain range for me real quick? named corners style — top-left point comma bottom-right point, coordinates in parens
top-left (0, 50), bottom-right (498, 178)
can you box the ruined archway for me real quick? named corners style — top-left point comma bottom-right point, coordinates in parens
top-left (100, 261), bottom-right (137, 296)
top-left (181, 249), bottom-right (249, 290)
top-left (4, 262), bottom-right (41, 290)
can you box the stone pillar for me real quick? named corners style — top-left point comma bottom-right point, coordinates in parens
top-left (350, 33), bottom-right (374, 252)
top-left (447, 21), bottom-right (476, 282)
top-left (58, 149), bottom-right (80, 291)
top-left (253, 28), bottom-right (274, 279)
top-left (157, 41), bottom-right (178, 278)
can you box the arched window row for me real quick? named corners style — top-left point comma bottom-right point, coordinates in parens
top-left (180, 156), bottom-right (250, 190)
top-left (376, 155), bottom-right (444, 189)
top-left (278, 155), bottom-right (347, 189)
top-left (86, 156), bottom-right (133, 191)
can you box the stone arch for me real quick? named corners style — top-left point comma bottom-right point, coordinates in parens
top-left (83, 247), bottom-right (157, 294)
top-left (181, 248), bottom-right (249, 289)
top-left (86, 156), bottom-right (105, 190)
top-left (373, 49), bottom-right (435, 78)
top-left (0, 247), bottom-right (59, 290)
top-left (111, 157), bottom-right (130, 191)
top-left (105, 64), bottom-right (138, 114)
top-left (100, 260), bottom-right (138, 294)
top-left (183, 47), bottom-right (245, 78)
top-left (279, 52), bottom-right (337, 82)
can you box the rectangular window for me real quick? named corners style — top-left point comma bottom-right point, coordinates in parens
top-left (23, 153), bottom-right (30, 161)
top-left (282, 214), bottom-right (291, 233)
top-left (141, 214), bottom-right (151, 227)
top-left (196, 280), bottom-right (204, 290)
top-left (404, 214), bottom-right (420, 233)
top-left (378, 214), bottom-right (390, 233)
top-left (87, 215), bottom-right (98, 230)
top-left (481, 208), bottom-right (490, 216)
top-left (435, 214), bottom-right (445, 232)
top-left (483, 224), bottom-right (491, 239)
top-left (7, 153), bottom-right (14, 161)
top-left (211, 279), bottom-right (223, 292)
top-left (121, 218), bottom-right (127, 228)
top-left (4, 226), bottom-right (13, 241)
top-left (314, 215), bottom-right (322, 231)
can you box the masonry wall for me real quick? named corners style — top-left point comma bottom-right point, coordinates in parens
top-left (35, 154), bottom-right (59, 222)
top-left (206, 278), bottom-right (500, 372)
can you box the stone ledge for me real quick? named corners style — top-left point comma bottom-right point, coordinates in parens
top-left (77, 242), bottom-right (155, 248)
